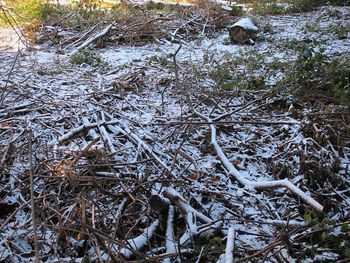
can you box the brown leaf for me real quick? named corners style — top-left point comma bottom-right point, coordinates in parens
top-left (189, 173), bottom-right (199, 180)
top-left (0, 122), bottom-right (10, 127)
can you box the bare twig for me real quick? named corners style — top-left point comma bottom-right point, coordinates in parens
top-left (28, 128), bottom-right (40, 262)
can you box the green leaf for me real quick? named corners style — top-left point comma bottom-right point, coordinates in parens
top-left (210, 237), bottom-right (223, 246)
top-left (344, 248), bottom-right (350, 258)
top-left (304, 212), bottom-right (313, 226)
top-left (340, 224), bottom-right (349, 233)
top-left (81, 255), bottom-right (90, 263)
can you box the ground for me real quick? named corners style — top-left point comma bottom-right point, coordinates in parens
top-left (0, 2), bottom-right (350, 262)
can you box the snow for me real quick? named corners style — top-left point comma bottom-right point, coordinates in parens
top-left (0, 28), bottom-right (26, 51)
top-left (231, 18), bottom-right (259, 32)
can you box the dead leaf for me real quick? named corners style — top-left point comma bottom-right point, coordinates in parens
top-left (53, 160), bottom-right (75, 177)
top-left (0, 122), bottom-right (10, 127)
top-left (189, 173), bottom-right (199, 180)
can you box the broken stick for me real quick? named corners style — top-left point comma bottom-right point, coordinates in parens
top-left (194, 111), bottom-right (323, 213)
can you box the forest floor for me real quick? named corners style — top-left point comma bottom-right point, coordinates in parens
top-left (0, 3), bottom-right (350, 262)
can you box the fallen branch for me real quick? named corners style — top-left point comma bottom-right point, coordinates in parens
top-left (28, 128), bottom-right (39, 263)
top-left (164, 187), bottom-right (222, 245)
top-left (57, 119), bottom-right (120, 143)
top-left (224, 227), bottom-right (235, 263)
top-left (107, 124), bottom-right (172, 174)
top-left (64, 22), bottom-right (102, 50)
top-left (194, 111), bottom-right (323, 213)
top-left (70, 22), bottom-right (115, 57)
top-left (164, 187), bottom-right (212, 224)
top-left (159, 120), bottom-right (299, 126)
top-left (164, 205), bottom-right (177, 263)
top-left (120, 220), bottom-right (159, 258)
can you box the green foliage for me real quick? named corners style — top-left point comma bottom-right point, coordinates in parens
top-left (73, 0), bottom-right (102, 10)
top-left (303, 22), bottom-right (319, 34)
top-left (251, 0), bottom-right (350, 15)
top-left (194, 233), bottom-right (225, 259)
top-left (145, 1), bottom-right (181, 13)
top-left (208, 50), bottom-right (273, 91)
top-left (277, 40), bottom-right (350, 106)
top-left (38, 3), bottom-right (63, 21)
top-left (1, 0), bottom-right (43, 25)
top-left (328, 58), bottom-right (350, 105)
top-left (252, 2), bottom-right (289, 15)
top-left (229, 5), bottom-right (245, 16)
top-left (288, 0), bottom-right (321, 12)
top-left (81, 255), bottom-right (91, 263)
top-left (210, 65), bottom-right (231, 85)
top-left (220, 75), bottom-right (266, 91)
top-left (0, 0), bottom-right (70, 26)
top-left (340, 224), bottom-right (349, 233)
top-left (329, 22), bottom-right (350, 39)
top-left (304, 211), bottom-right (319, 226)
top-left (289, 41), bottom-right (327, 86)
top-left (0, 0), bottom-right (115, 28)
top-left (301, 219), bottom-right (350, 259)
top-left (70, 50), bottom-right (105, 68)
top-left (301, 22), bottom-right (349, 40)
top-left (148, 55), bottom-right (169, 67)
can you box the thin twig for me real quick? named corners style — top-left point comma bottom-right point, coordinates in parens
top-left (28, 127), bottom-right (40, 262)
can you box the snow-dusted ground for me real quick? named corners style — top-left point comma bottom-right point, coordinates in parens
top-left (0, 5), bottom-right (350, 262)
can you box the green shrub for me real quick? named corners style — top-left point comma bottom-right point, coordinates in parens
top-left (328, 58), bottom-right (350, 105)
top-left (252, 3), bottom-right (288, 15)
top-left (73, 0), bottom-right (102, 10)
top-left (278, 41), bottom-right (350, 106)
top-left (70, 50), bottom-right (105, 67)
top-left (229, 5), bottom-right (245, 16)
top-left (252, 0), bottom-right (350, 15)
top-left (0, 0), bottom-right (43, 25)
top-left (288, 0), bottom-right (321, 12)
top-left (329, 22), bottom-right (350, 40)
top-left (0, 0), bottom-right (112, 28)
top-left (5, 0), bottom-right (43, 20)
top-left (1, 1), bottom-right (72, 26)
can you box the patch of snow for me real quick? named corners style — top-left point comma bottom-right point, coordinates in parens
top-left (230, 18), bottom-right (259, 32)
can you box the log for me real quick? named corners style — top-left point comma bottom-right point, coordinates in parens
top-left (228, 18), bottom-right (258, 44)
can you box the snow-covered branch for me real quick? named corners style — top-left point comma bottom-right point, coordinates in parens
top-left (164, 205), bottom-right (177, 263)
top-left (194, 111), bottom-right (324, 213)
top-left (69, 23), bottom-right (114, 57)
top-left (164, 187), bottom-right (222, 245)
top-left (120, 220), bottom-right (159, 258)
top-left (224, 227), bottom-right (235, 263)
